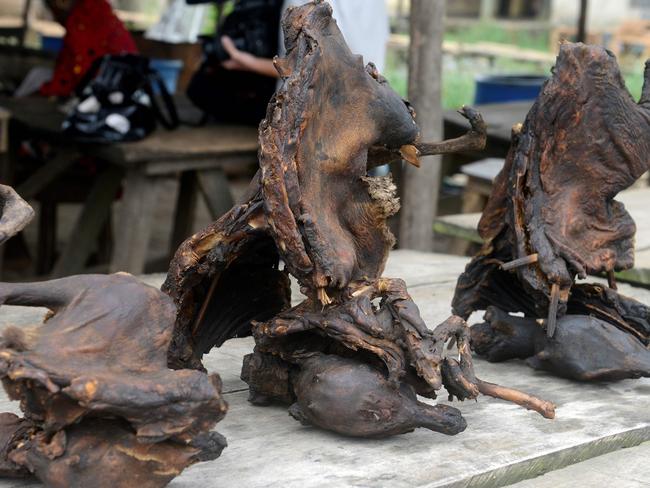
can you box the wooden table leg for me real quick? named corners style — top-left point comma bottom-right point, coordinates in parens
top-left (51, 165), bottom-right (123, 278)
top-left (197, 168), bottom-right (234, 220)
top-left (37, 200), bottom-right (56, 275)
top-left (16, 149), bottom-right (77, 200)
top-left (110, 167), bottom-right (164, 275)
top-left (171, 170), bottom-right (199, 253)
top-left (461, 177), bottom-right (492, 213)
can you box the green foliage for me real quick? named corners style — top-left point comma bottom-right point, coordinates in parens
top-left (626, 66), bottom-right (645, 101)
top-left (445, 23), bottom-right (550, 52)
top-left (384, 23), bottom-right (646, 109)
top-left (201, 2), bottom-right (236, 35)
top-left (385, 51), bottom-right (551, 109)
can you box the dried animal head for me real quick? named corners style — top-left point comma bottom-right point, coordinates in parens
top-left (454, 44), bottom-right (650, 324)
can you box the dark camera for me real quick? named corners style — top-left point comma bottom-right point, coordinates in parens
top-left (200, 0), bottom-right (282, 63)
top-left (203, 35), bottom-right (247, 63)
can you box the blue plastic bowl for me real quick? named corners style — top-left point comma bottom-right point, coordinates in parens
top-left (150, 59), bottom-right (184, 94)
top-left (474, 75), bottom-right (548, 104)
top-left (41, 35), bottom-right (64, 53)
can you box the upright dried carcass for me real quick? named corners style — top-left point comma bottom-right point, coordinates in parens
top-left (452, 43), bottom-right (650, 381)
top-left (164, 0), bottom-right (554, 439)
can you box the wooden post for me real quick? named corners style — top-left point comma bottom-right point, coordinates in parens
top-left (577, 0), bottom-right (588, 43)
top-left (399, 0), bottom-right (445, 251)
top-left (480, 0), bottom-right (496, 20)
top-left (20, 0), bottom-right (33, 48)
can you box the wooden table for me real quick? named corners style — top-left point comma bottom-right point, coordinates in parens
top-left (1, 251), bottom-right (649, 487)
top-left (0, 96), bottom-right (259, 276)
top-left (460, 157), bottom-right (505, 212)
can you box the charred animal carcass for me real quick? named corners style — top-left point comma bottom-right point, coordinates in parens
top-left (452, 43), bottom-right (650, 381)
top-left (164, 0), bottom-right (554, 439)
top-left (0, 274), bottom-right (227, 487)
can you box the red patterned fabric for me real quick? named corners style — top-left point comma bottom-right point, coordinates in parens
top-left (40, 0), bottom-right (138, 97)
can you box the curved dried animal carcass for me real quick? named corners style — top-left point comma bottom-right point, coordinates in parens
top-left (453, 43), bottom-right (650, 381)
top-left (0, 274), bottom-right (227, 487)
top-left (164, 0), bottom-right (553, 439)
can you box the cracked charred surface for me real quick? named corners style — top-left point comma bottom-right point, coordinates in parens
top-left (0, 274), bottom-right (227, 487)
top-left (165, 0), bottom-right (552, 438)
top-left (453, 43), bottom-right (650, 381)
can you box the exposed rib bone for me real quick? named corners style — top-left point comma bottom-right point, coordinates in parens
top-left (501, 253), bottom-right (539, 271)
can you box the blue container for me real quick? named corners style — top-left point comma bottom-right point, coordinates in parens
top-left (474, 75), bottom-right (547, 104)
top-left (150, 59), bottom-right (184, 94)
top-left (41, 35), bottom-right (64, 53)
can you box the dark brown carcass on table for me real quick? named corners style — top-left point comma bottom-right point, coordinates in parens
top-left (164, 0), bottom-right (554, 440)
top-left (452, 43), bottom-right (650, 381)
top-left (0, 177), bottom-right (226, 487)
top-left (0, 274), bottom-right (227, 487)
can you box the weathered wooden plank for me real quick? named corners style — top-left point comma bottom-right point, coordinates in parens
top-left (433, 216), bottom-right (483, 244)
top-left (15, 150), bottom-right (76, 200)
top-left (91, 126), bottom-right (259, 167)
top-left (144, 154), bottom-right (257, 176)
top-left (196, 168), bottom-right (234, 220)
top-left (109, 169), bottom-right (166, 274)
top-left (0, 253), bottom-right (648, 488)
top-left (388, 34), bottom-right (556, 66)
top-left (461, 158), bottom-right (505, 182)
top-left (435, 187), bottom-right (650, 251)
top-left (171, 171), bottom-right (199, 253)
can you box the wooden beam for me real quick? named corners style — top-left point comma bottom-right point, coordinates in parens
top-left (480, 0), bottom-right (497, 20)
top-left (577, 0), bottom-right (588, 43)
top-left (51, 165), bottom-right (123, 278)
top-left (19, 0), bottom-right (32, 48)
top-left (399, 0), bottom-right (445, 251)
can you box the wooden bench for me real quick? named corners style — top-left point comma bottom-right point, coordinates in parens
top-left (611, 20), bottom-right (650, 59)
top-left (92, 125), bottom-right (259, 275)
top-left (0, 96), bottom-right (259, 276)
top-left (459, 157), bottom-right (504, 213)
top-left (388, 34), bottom-right (556, 69)
top-left (434, 187), bottom-right (650, 285)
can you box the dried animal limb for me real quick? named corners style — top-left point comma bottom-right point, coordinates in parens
top-left (476, 380), bottom-right (555, 419)
top-left (367, 106), bottom-right (487, 168)
top-left (453, 43), bottom-right (650, 380)
top-left (0, 274), bottom-right (227, 486)
top-left (164, 0), bottom-right (552, 438)
top-left (0, 185), bottom-right (33, 244)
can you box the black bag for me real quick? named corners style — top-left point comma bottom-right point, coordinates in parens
top-left (186, 0), bottom-right (283, 125)
top-left (63, 54), bottom-right (179, 143)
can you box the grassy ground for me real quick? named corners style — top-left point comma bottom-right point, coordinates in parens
top-left (445, 22), bottom-right (549, 52)
top-left (385, 52), bottom-right (552, 109)
top-left (385, 22), bottom-right (646, 109)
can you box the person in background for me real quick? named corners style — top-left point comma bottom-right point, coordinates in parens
top-left (219, 0), bottom-right (389, 79)
top-left (41, 0), bottom-right (138, 97)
